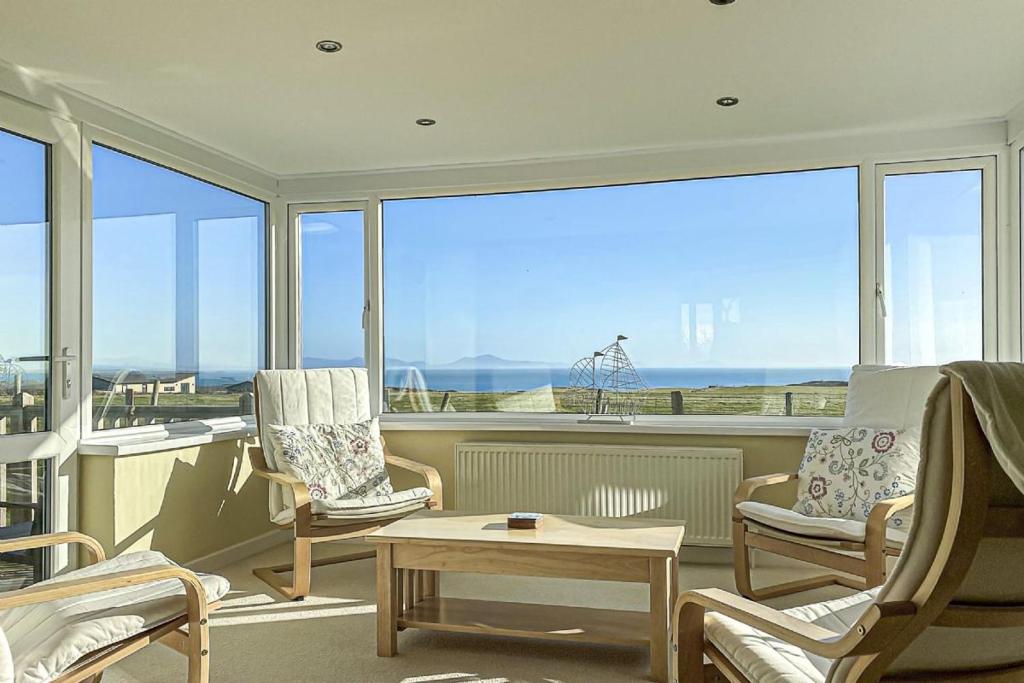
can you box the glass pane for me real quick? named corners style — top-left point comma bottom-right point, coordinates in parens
top-left (883, 169), bottom-right (983, 365)
top-left (0, 128), bottom-right (49, 435)
top-left (0, 459), bottom-right (51, 588)
top-left (91, 145), bottom-right (266, 430)
top-left (300, 210), bottom-right (365, 367)
top-left (383, 168), bottom-right (859, 416)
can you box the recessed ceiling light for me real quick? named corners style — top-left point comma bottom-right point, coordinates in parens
top-left (415, 118), bottom-right (437, 126)
top-left (716, 96), bottom-right (740, 107)
top-left (315, 40), bottom-right (343, 53)
top-left (709, 0), bottom-right (736, 5)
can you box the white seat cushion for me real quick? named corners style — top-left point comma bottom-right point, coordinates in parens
top-left (706, 589), bottom-right (879, 683)
top-left (271, 487), bottom-right (433, 525)
top-left (738, 501), bottom-right (909, 547)
top-left (0, 550), bottom-right (229, 683)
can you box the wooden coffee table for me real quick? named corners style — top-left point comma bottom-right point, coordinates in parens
top-left (367, 510), bottom-right (684, 682)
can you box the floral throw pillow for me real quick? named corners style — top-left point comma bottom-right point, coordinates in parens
top-left (266, 418), bottom-right (394, 502)
top-left (792, 427), bottom-right (918, 529)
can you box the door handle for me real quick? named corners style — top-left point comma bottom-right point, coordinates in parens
top-left (14, 350), bottom-right (76, 400)
top-left (52, 348), bottom-right (76, 400)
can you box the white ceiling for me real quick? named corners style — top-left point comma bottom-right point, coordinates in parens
top-left (1, 1), bottom-right (1023, 176)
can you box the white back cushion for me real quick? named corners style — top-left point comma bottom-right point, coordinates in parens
top-left (843, 365), bottom-right (941, 441)
top-left (255, 368), bottom-right (373, 518)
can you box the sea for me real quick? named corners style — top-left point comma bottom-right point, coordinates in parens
top-left (383, 367), bottom-right (850, 392)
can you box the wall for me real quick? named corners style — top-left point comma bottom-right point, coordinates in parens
top-left (78, 437), bottom-right (276, 565)
top-left (77, 429), bottom-right (805, 565)
top-left (385, 429), bottom-right (805, 510)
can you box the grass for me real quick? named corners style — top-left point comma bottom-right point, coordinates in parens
top-left (385, 384), bottom-right (847, 417)
top-left (5, 386), bottom-right (848, 418)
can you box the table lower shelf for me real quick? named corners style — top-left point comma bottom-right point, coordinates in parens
top-left (397, 596), bottom-right (651, 648)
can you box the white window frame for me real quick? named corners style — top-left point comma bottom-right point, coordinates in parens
top-left (80, 125), bottom-right (278, 441)
top-left (873, 157), bottom-right (999, 362)
top-left (286, 201), bottom-right (372, 392)
top-left (0, 94), bottom-right (82, 573)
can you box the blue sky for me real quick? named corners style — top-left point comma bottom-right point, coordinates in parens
top-left (91, 145), bottom-right (265, 373)
top-left (1, 128), bottom-right (984, 379)
top-left (383, 168), bottom-right (862, 369)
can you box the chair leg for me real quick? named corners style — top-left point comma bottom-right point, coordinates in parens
top-left (732, 522), bottom-right (758, 600)
top-left (865, 544), bottom-right (887, 588)
top-left (734, 522), bottom-right (867, 600)
top-left (674, 601), bottom-right (706, 683)
top-left (252, 536), bottom-right (376, 601)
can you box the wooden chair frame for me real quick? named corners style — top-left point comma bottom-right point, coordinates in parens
top-left (733, 473), bottom-right (914, 600)
top-left (249, 381), bottom-right (443, 601)
top-left (0, 532), bottom-right (218, 683)
top-left (676, 376), bottom-right (1024, 683)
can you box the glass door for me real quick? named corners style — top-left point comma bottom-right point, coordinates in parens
top-left (0, 100), bottom-right (82, 581)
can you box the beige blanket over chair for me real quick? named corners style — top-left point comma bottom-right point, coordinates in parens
top-left (943, 361), bottom-right (1024, 496)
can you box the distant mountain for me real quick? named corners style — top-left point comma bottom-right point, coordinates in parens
top-left (302, 354), bottom-right (562, 370)
top-left (436, 354), bottom-right (563, 369)
top-left (302, 356), bottom-right (421, 369)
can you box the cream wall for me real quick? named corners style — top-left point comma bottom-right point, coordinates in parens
top-left (75, 430), bottom-right (802, 565)
top-left (78, 430), bottom-right (806, 564)
top-left (78, 437), bottom-right (276, 565)
top-left (384, 430), bottom-right (806, 511)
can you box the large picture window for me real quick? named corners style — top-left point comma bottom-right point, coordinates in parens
top-left (91, 144), bottom-right (267, 430)
top-left (382, 167), bottom-right (860, 416)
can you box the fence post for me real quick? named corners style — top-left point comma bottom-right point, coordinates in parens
top-left (784, 391), bottom-right (794, 416)
top-left (151, 381), bottom-right (160, 406)
top-left (13, 374), bottom-right (21, 395)
top-left (13, 392), bottom-right (33, 433)
top-left (125, 388), bottom-right (135, 407)
top-left (670, 390), bottom-right (684, 415)
top-left (594, 388), bottom-right (604, 414)
top-left (239, 392), bottom-right (255, 415)
top-left (439, 392), bottom-right (451, 412)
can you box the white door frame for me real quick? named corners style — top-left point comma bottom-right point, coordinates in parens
top-left (0, 94), bottom-right (82, 575)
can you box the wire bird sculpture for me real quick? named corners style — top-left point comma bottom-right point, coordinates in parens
top-left (566, 335), bottom-right (648, 421)
top-left (0, 354), bottom-right (23, 392)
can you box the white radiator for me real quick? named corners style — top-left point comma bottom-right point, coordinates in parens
top-left (454, 442), bottom-right (742, 547)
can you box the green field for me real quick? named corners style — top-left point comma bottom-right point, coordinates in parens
top-left (4, 385), bottom-right (848, 419)
top-left (384, 384), bottom-right (847, 417)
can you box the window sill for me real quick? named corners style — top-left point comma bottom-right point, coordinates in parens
top-left (77, 416), bottom-right (257, 456)
top-left (378, 413), bottom-right (840, 436)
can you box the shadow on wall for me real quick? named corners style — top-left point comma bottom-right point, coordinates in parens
top-left (111, 438), bottom-right (276, 563)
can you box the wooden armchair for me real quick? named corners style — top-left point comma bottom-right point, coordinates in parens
top-left (0, 531), bottom-right (226, 682)
top-left (676, 368), bottom-right (1024, 682)
top-left (250, 368), bottom-right (442, 601)
top-left (734, 365), bottom-right (940, 599)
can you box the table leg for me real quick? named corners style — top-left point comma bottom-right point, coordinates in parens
top-left (423, 570), bottom-right (439, 599)
top-left (649, 556), bottom-right (672, 683)
top-left (376, 544), bottom-right (397, 656)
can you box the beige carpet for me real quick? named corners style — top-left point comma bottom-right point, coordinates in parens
top-left (103, 541), bottom-right (854, 683)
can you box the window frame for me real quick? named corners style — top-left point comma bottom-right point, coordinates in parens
top-left (873, 156), bottom-right (998, 363)
top-left (287, 200), bottom-right (370, 370)
top-left (81, 125), bottom-right (276, 439)
top-left (347, 150), bottom-right (1014, 429)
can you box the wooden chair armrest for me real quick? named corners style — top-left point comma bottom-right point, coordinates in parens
top-left (248, 446), bottom-right (312, 523)
top-left (0, 531), bottom-right (106, 565)
top-left (866, 493), bottom-right (915, 542)
top-left (384, 452), bottom-right (443, 508)
top-left (674, 588), bottom-right (917, 663)
top-left (734, 472), bottom-right (799, 507)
